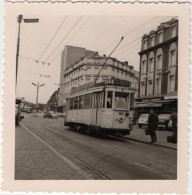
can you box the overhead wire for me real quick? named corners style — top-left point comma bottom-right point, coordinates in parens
top-left (67, 16), bottom-right (91, 45)
top-left (37, 16), bottom-right (68, 61)
top-left (99, 16), bottom-right (160, 54)
top-left (44, 15), bottom-right (83, 63)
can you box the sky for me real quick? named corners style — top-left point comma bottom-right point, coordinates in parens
top-left (16, 15), bottom-right (176, 104)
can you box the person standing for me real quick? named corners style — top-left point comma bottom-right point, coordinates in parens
top-left (148, 109), bottom-right (159, 144)
top-left (171, 108), bottom-right (177, 139)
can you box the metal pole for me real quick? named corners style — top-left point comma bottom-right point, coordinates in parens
top-left (16, 15), bottom-right (23, 90)
top-left (35, 82), bottom-right (39, 116)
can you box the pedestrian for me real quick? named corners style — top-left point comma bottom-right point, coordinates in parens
top-left (15, 105), bottom-right (19, 126)
top-left (148, 109), bottom-right (159, 144)
top-left (171, 108), bottom-right (177, 139)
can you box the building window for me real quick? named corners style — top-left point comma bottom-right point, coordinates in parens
top-left (147, 80), bottom-right (153, 95)
top-left (141, 60), bottom-right (146, 74)
top-left (156, 55), bottom-right (162, 70)
top-left (155, 78), bottom-right (161, 95)
top-left (159, 32), bottom-right (163, 43)
top-left (148, 58), bottom-right (154, 72)
top-left (170, 50), bottom-right (176, 66)
top-left (168, 75), bottom-right (175, 93)
top-left (143, 40), bottom-right (147, 50)
top-left (151, 36), bottom-right (155, 47)
top-left (171, 25), bottom-right (177, 37)
top-left (141, 82), bottom-right (145, 96)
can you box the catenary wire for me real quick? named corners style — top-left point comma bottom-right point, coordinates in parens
top-left (44, 16), bottom-right (83, 63)
top-left (37, 16), bottom-right (68, 61)
top-left (99, 16), bottom-right (160, 54)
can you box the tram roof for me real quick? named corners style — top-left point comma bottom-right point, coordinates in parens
top-left (71, 79), bottom-right (132, 95)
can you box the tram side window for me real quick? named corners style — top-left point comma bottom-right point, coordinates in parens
top-left (74, 96), bottom-right (79, 109)
top-left (130, 93), bottom-right (134, 111)
top-left (84, 94), bottom-right (91, 109)
top-left (79, 95), bottom-right (84, 109)
top-left (70, 98), bottom-right (74, 110)
top-left (107, 91), bottom-right (113, 108)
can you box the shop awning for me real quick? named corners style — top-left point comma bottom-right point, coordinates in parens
top-left (164, 96), bottom-right (177, 100)
top-left (134, 103), bottom-right (163, 108)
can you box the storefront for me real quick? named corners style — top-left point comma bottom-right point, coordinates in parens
top-left (134, 96), bottom-right (177, 117)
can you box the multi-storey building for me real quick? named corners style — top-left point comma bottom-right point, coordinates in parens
top-left (135, 18), bottom-right (178, 115)
top-left (63, 55), bottom-right (138, 102)
top-left (57, 45), bottom-right (139, 111)
top-left (58, 45), bottom-right (98, 111)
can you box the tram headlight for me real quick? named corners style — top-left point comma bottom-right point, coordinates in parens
top-left (125, 112), bottom-right (129, 117)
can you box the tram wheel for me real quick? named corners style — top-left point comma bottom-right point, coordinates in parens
top-left (85, 127), bottom-right (92, 135)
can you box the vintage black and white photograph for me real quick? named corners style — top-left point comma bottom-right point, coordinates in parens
top-left (2, 2), bottom-right (190, 193)
top-left (15, 14), bottom-right (178, 180)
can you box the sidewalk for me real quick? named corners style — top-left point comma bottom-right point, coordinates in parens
top-left (127, 125), bottom-right (177, 149)
top-left (15, 125), bottom-right (85, 180)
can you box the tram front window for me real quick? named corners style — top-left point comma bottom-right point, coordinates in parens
top-left (107, 91), bottom-right (113, 108)
top-left (114, 92), bottom-right (129, 110)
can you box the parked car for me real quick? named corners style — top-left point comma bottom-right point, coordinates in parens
top-left (138, 114), bottom-right (149, 128)
top-left (43, 112), bottom-right (58, 119)
top-left (158, 114), bottom-right (172, 130)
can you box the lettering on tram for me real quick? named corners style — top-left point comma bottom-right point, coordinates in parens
top-left (64, 80), bottom-right (134, 137)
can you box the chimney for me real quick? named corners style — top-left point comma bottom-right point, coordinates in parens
top-left (124, 61), bottom-right (128, 65)
top-left (103, 54), bottom-right (106, 57)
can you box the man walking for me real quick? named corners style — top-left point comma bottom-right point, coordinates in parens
top-left (148, 109), bottom-right (159, 144)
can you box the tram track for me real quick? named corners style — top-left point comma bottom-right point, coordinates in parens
top-left (21, 120), bottom-right (176, 180)
top-left (44, 121), bottom-right (177, 150)
top-left (44, 124), bottom-right (175, 180)
top-left (22, 123), bottom-right (110, 180)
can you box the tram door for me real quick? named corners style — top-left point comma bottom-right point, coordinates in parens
top-left (91, 92), bottom-right (103, 126)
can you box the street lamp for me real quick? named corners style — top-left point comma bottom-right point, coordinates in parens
top-left (32, 82), bottom-right (45, 116)
top-left (16, 15), bottom-right (39, 89)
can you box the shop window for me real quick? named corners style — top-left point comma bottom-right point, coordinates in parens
top-left (84, 94), bottom-right (91, 109)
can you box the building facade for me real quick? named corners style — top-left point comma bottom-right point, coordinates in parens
top-left (58, 45), bottom-right (98, 111)
top-left (135, 18), bottom-right (178, 115)
top-left (63, 55), bottom-right (138, 103)
top-left (58, 45), bottom-right (139, 111)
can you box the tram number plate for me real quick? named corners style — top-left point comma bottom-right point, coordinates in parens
top-left (119, 112), bottom-right (124, 115)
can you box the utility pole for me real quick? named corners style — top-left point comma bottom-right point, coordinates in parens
top-left (15, 15), bottom-right (39, 91)
top-left (16, 15), bottom-right (22, 89)
top-left (32, 82), bottom-right (45, 116)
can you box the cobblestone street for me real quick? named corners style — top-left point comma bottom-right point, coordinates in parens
top-left (15, 114), bottom-right (177, 180)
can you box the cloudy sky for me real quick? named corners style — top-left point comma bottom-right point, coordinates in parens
top-left (16, 15), bottom-right (176, 104)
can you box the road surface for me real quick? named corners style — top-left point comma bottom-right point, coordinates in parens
top-left (15, 114), bottom-right (177, 180)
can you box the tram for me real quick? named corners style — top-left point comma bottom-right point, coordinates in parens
top-left (64, 79), bottom-right (135, 136)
